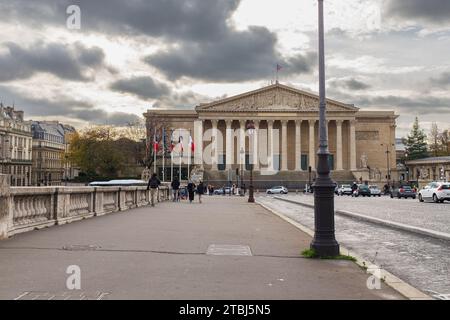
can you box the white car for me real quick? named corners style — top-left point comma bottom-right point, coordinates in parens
top-left (369, 185), bottom-right (382, 197)
top-left (418, 182), bottom-right (450, 203)
top-left (266, 186), bottom-right (288, 194)
top-left (337, 184), bottom-right (353, 196)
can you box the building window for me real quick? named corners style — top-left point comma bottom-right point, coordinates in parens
top-left (328, 154), bottom-right (334, 171)
top-left (301, 154), bottom-right (308, 171)
top-left (218, 154), bottom-right (226, 171)
top-left (273, 154), bottom-right (280, 171)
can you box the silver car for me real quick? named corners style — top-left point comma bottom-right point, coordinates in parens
top-left (266, 186), bottom-right (288, 194)
top-left (369, 185), bottom-right (382, 197)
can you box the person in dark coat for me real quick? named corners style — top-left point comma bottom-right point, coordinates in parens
top-left (171, 176), bottom-right (180, 202)
top-left (147, 173), bottom-right (161, 207)
top-left (187, 180), bottom-right (196, 203)
top-left (197, 180), bottom-right (204, 203)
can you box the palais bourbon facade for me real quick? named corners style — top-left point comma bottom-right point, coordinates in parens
top-left (144, 83), bottom-right (397, 188)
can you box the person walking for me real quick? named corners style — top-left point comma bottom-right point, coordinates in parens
top-left (197, 180), bottom-right (204, 203)
top-left (187, 180), bottom-right (196, 203)
top-left (147, 173), bottom-right (161, 207)
top-left (171, 176), bottom-right (180, 202)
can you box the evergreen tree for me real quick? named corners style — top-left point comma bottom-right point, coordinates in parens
top-left (405, 117), bottom-right (428, 160)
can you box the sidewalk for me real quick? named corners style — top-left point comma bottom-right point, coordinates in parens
top-left (0, 196), bottom-right (403, 299)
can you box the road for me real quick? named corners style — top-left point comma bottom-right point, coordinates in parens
top-left (257, 195), bottom-right (450, 299)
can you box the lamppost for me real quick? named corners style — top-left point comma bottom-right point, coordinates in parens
top-left (310, 0), bottom-right (340, 257)
top-left (247, 121), bottom-right (255, 202)
top-left (381, 143), bottom-right (394, 185)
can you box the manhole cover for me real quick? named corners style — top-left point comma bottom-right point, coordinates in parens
top-left (62, 245), bottom-right (101, 251)
top-left (14, 291), bottom-right (109, 300)
top-left (206, 244), bottom-right (252, 256)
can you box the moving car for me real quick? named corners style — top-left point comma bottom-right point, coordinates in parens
top-left (266, 186), bottom-right (288, 194)
top-left (337, 184), bottom-right (353, 196)
top-left (352, 184), bottom-right (371, 197)
top-left (369, 185), bottom-right (382, 197)
top-left (418, 182), bottom-right (450, 203)
top-left (390, 185), bottom-right (416, 199)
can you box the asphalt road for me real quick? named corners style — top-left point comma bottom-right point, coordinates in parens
top-left (257, 195), bottom-right (450, 299)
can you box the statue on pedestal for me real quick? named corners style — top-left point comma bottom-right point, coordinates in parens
top-left (360, 153), bottom-right (368, 169)
top-left (141, 167), bottom-right (151, 181)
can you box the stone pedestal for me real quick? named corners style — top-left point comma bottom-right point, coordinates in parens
top-left (0, 174), bottom-right (12, 239)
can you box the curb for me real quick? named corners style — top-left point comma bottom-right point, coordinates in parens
top-left (274, 196), bottom-right (450, 242)
top-left (256, 199), bottom-right (432, 300)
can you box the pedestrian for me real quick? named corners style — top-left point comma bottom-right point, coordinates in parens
top-left (187, 180), bottom-right (196, 203)
top-left (197, 180), bottom-right (204, 203)
top-left (147, 173), bottom-right (161, 207)
top-left (171, 176), bottom-right (180, 202)
top-left (242, 183), bottom-right (246, 195)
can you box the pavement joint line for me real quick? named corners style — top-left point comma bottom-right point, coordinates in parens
top-left (256, 198), bottom-right (433, 300)
top-left (274, 196), bottom-right (450, 242)
top-left (0, 246), bottom-right (304, 259)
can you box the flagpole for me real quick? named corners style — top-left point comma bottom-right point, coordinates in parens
top-left (153, 133), bottom-right (156, 175)
top-left (162, 128), bottom-right (165, 182)
top-left (179, 128), bottom-right (182, 182)
top-left (171, 129), bottom-right (173, 181)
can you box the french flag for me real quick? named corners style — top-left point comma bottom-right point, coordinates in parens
top-left (189, 136), bottom-right (195, 152)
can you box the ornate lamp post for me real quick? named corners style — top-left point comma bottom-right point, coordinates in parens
top-left (310, 0), bottom-right (340, 257)
top-left (247, 121), bottom-right (255, 202)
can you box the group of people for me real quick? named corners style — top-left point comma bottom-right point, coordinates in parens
top-left (168, 176), bottom-right (205, 204)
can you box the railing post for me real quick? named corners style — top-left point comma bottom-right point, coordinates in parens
top-left (0, 174), bottom-right (12, 239)
top-left (94, 187), bottom-right (104, 216)
top-left (118, 187), bottom-right (126, 211)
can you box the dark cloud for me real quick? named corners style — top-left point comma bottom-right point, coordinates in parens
top-left (430, 72), bottom-right (450, 88)
top-left (145, 26), bottom-right (315, 82)
top-left (0, 42), bottom-right (106, 82)
top-left (0, 85), bottom-right (139, 125)
top-left (0, 0), bottom-right (240, 42)
top-left (110, 76), bottom-right (171, 100)
top-left (330, 78), bottom-right (371, 91)
top-left (384, 0), bottom-right (450, 25)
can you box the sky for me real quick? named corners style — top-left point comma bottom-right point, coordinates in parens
top-left (0, 0), bottom-right (449, 137)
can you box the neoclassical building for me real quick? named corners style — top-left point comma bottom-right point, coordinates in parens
top-left (144, 83), bottom-right (398, 188)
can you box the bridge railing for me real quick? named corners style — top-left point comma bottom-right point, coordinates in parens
top-left (0, 174), bottom-right (170, 239)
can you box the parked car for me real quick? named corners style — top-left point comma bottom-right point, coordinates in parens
top-left (266, 186), bottom-right (288, 194)
top-left (418, 182), bottom-right (450, 203)
top-left (337, 184), bottom-right (353, 196)
top-left (213, 187), bottom-right (231, 195)
top-left (369, 185), bottom-right (382, 197)
top-left (390, 185), bottom-right (416, 199)
top-left (352, 184), bottom-right (371, 197)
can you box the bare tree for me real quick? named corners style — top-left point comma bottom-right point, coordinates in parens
top-left (429, 122), bottom-right (440, 157)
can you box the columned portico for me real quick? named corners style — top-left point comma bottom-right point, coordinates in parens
top-left (145, 83), bottom-right (397, 186)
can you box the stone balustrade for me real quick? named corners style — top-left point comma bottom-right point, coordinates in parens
top-left (0, 174), bottom-right (170, 239)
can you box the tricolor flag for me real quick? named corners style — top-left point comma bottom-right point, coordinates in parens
top-left (153, 135), bottom-right (159, 152)
top-left (189, 135), bottom-right (195, 152)
top-left (178, 135), bottom-right (184, 153)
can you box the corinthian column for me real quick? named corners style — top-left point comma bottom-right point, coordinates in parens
top-left (225, 120), bottom-right (233, 169)
top-left (239, 120), bottom-right (245, 166)
top-left (309, 119), bottom-right (316, 169)
top-left (253, 120), bottom-right (259, 170)
top-left (350, 119), bottom-right (356, 170)
top-left (336, 120), bottom-right (343, 170)
top-left (211, 119), bottom-right (218, 171)
top-left (267, 120), bottom-right (274, 171)
top-left (281, 120), bottom-right (288, 171)
top-left (295, 120), bottom-right (302, 171)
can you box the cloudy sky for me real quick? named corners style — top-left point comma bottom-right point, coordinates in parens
top-left (0, 0), bottom-right (449, 137)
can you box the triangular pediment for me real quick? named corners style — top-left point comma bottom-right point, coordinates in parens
top-left (196, 83), bottom-right (358, 113)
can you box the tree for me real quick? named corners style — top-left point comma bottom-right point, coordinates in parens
top-left (67, 126), bottom-right (126, 180)
top-left (405, 117), bottom-right (428, 160)
top-left (428, 122), bottom-right (440, 157)
top-left (440, 130), bottom-right (449, 156)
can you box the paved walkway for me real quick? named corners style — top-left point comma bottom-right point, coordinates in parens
top-left (0, 196), bottom-right (403, 299)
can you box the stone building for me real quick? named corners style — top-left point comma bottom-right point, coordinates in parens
top-left (0, 105), bottom-right (33, 186)
top-left (406, 156), bottom-right (450, 184)
top-left (29, 121), bottom-right (76, 186)
top-left (144, 83), bottom-right (398, 188)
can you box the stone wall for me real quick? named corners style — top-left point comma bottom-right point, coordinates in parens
top-left (0, 174), bottom-right (170, 239)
